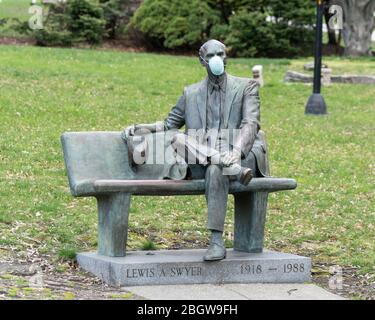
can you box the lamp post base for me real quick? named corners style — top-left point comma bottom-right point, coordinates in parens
top-left (305, 93), bottom-right (327, 115)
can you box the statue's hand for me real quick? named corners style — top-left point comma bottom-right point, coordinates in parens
top-left (121, 125), bottom-right (136, 141)
top-left (220, 150), bottom-right (241, 167)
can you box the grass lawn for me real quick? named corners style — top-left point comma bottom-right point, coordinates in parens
top-left (0, 0), bottom-right (30, 19)
top-left (0, 45), bottom-right (374, 280)
top-left (0, 0), bottom-right (33, 38)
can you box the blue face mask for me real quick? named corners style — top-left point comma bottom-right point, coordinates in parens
top-left (201, 54), bottom-right (225, 76)
top-left (208, 56), bottom-right (225, 76)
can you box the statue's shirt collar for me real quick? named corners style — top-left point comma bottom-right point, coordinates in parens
top-left (207, 73), bottom-right (227, 94)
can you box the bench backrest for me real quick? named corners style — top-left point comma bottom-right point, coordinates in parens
top-left (61, 132), bottom-right (134, 195)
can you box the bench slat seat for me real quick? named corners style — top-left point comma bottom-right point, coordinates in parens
top-left (74, 178), bottom-right (297, 197)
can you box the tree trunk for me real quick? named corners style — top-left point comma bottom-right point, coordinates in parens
top-left (339, 0), bottom-right (375, 56)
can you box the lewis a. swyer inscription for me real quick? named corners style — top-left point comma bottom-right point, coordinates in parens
top-left (126, 266), bottom-right (203, 279)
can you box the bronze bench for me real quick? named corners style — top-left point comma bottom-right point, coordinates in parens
top-left (61, 131), bottom-right (297, 257)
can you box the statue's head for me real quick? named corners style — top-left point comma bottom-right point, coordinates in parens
top-left (199, 39), bottom-right (227, 77)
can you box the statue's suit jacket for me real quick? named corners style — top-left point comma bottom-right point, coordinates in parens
top-left (164, 73), bottom-right (270, 177)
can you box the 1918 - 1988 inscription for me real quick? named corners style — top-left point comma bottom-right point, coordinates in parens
top-left (240, 263), bottom-right (306, 275)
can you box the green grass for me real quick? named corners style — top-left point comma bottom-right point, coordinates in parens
top-left (0, 0), bottom-right (31, 20)
top-left (0, 0), bottom-right (33, 38)
top-left (291, 56), bottom-right (375, 75)
top-left (0, 45), bottom-right (374, 277)
top-left (142, 240), bottom-right (157, 251)
top-left (58, 246), bottom-right (77, 261)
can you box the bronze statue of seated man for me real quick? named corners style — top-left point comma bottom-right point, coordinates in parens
top-left (122, 39), bottom-right (267, 262)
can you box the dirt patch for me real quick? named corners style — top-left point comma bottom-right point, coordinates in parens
top-left (0, 37), bottom-right (35, 46)
top-left (0, 248), bottom-right (142, 300)
top-left (312, 262), bottom-right (375, 300)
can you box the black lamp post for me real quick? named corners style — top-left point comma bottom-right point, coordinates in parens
top-left (305, 0), bottom-right (327, 115)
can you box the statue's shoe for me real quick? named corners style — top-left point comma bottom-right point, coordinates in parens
top-left (203, 243), bottom-right (227, 261)
top-left (239, 167), bottom-right (253, 186)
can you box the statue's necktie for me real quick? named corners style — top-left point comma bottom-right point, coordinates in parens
top-left (207, 84), bottom-right (221, 147)
top-left (212, 84), bottom-right (221, 129)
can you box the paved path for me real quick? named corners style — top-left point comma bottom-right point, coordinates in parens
top-left (127, 283), bottom-right (345, 300)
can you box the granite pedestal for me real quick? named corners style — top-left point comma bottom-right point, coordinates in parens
top-left (77, 249), bottom-right (311, 287)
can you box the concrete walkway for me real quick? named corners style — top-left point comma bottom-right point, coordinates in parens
top-left (127, 283), bottom-right (345, 300)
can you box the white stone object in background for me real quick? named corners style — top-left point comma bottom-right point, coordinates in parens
top-left (321, 68), bottom-right (332, 86)
top-left (252, 65), bottom-right (264, 87)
